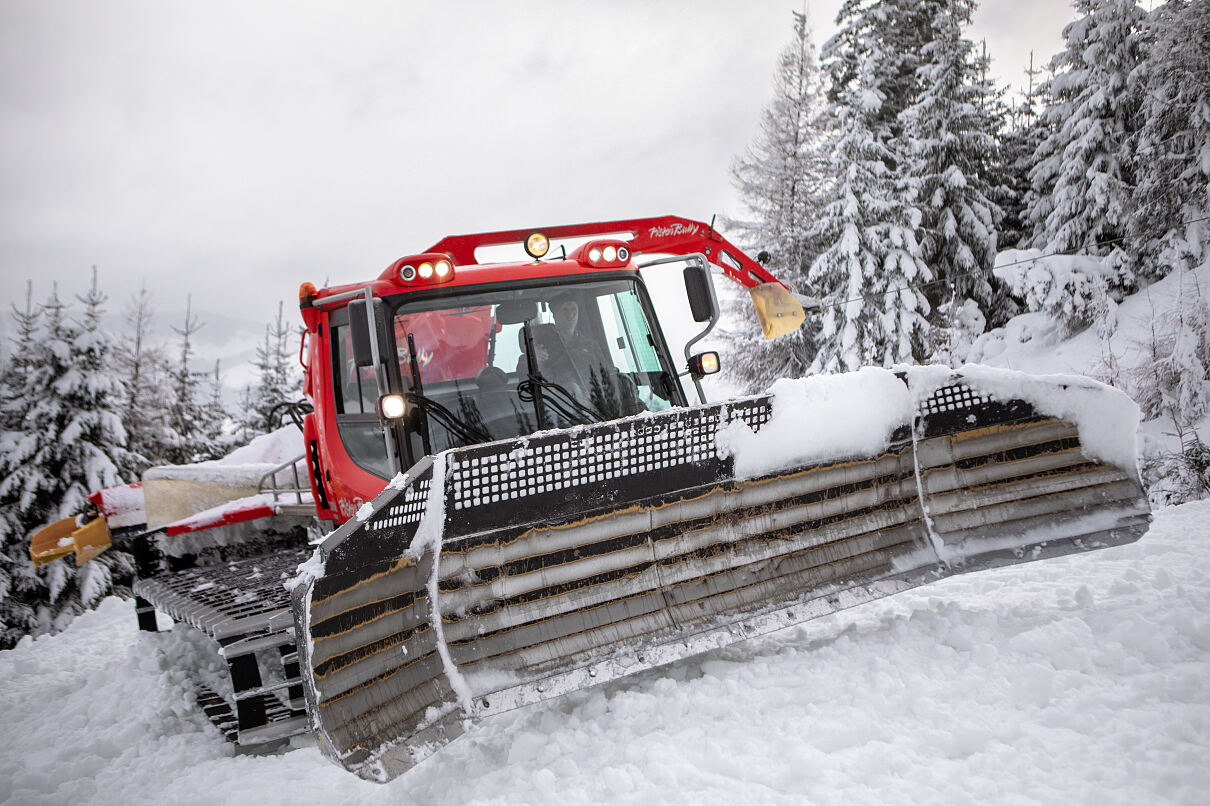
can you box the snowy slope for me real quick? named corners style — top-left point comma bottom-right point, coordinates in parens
top-left (970, 258), bottom-right (1210, 460)
top-left (970, 254), bottom-right (1202, 379)
top-left (2, 502), bottom-right (1207, 806)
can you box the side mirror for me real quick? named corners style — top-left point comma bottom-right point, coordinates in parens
top-left (683, 264), bottom-right (717, 323)
top-left (347, 298), bottom-right (386, 367)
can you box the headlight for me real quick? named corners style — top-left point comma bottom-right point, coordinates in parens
top-left (378, 394), bottom-right (407, 420)
top-left (688, 351), bottom-right (720, 376)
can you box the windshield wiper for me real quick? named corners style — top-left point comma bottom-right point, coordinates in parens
top-left (518, 322), bottom-right (602, 427)
top-left (404, 332), bottom-right (491, 450)
top-left (404, 391), bottom-right (491, 446)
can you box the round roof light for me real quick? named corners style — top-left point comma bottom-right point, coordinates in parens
top-left (617, 246), bottom-right (630, 261)
top-left (525, 232), bottom-right (550, 260)
top-left (400, 265), bottom-right (417, 282)
top-left (435, 260), bottom-right (452, 278)
top-left (588, 247), bottom-right (602, 262)
top-left (418, 262), bottom-right (434, 279)
top-left (603, 245), bottom-right (617, 262)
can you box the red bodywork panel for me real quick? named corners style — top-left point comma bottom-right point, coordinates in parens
top-left (299, 216), bottom-right (778, 526)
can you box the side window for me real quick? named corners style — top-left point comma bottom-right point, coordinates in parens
top-left (331, 324), bottom-right (378, 415)
top-left (596, 290), bottom-right (672, 412)
top-left (598, 291), bottom-right (662, 374)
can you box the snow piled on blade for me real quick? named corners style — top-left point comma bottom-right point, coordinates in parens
top-left (897, 363), bottom-right (1143, 481)
top-left (959, 364), bottom-right (1143, 481)
top-left (716, 366), bottom-right (913, 478)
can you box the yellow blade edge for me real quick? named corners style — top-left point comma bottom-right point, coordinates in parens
top-left (29, 517), bottom-right (79, 568)
top-left (749, 283), bottom-right (806, 340)
top-left (72, 517), bottom-right (112, 565)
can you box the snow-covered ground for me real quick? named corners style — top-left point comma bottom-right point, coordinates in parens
top-left (2, 500), bottom-right (1207, 805)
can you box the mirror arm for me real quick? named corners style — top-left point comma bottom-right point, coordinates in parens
top-left (680, 255), bottom-right (720, 405)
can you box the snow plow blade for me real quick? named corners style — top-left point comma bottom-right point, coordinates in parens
top-left (29, 515), bottom-right (112, 567)
top-left (290, 366), bottom-right (1150, 782)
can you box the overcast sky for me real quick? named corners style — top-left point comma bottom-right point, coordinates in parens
top-left (0, 0), bottom-right (1078, 389)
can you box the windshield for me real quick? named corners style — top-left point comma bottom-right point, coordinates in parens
top-left (392, 278), bottom-right (679, 455)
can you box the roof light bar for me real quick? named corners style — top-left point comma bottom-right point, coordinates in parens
top-left (393, 253), bottom-right (457, 286)
top-left (573, 239), bottom-right (631, 269)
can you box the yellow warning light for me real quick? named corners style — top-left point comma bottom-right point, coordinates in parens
top-left (525, 232), bottom-right (550, 260)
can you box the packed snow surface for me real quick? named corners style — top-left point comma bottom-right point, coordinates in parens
top-left (3, 502), bottom-right (1207, 805)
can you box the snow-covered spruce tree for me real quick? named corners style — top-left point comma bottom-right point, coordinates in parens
top-left (808, 0), bottom-right (933, 373)
top-left (243, 301), bottom-right (301, 436)
top-left (1027, 0), bottom-right (1149, 292)
top-left (722, 10), bottom-right (830, 391)
top-left (1130, 0), bottom-right (1210, 276)
top-left (200, 359), bottom-right (236, 455)
top-left (162, 295), bottom-right (223, 463)
top-left (0, 282), bottom-right (47, 647)
top-left (0, 282), bottom-right (38, 431)
top-left (0, 277), bottom-right (137, 645)
top-left (114, 283), bottom-right (168, 472)
top-left (64, 269), bottom-right (140, 503)
top-left (968, 42), bottom-right (1023, 330)
top-left (998, 52), bottom-right (1051, 251)
top-left (0, 288), bottom-right (76, 640)
top-left (236, 383), bottom-right (258, 443)
top-left (901, 1), bottom-right (1005, 345)
top-left (824, 0), bottom-right (930, 142)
